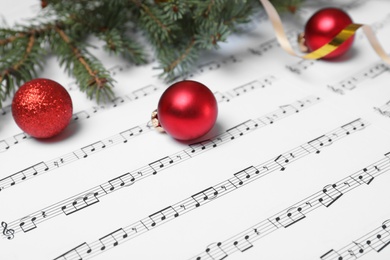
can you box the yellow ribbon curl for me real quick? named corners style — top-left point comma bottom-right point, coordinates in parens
top-left (258, 0), bottom-right (390, 63)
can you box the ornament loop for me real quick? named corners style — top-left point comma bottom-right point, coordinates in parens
top-left (151, 109), bottom-right (165, 133)
top-left (298, 32), bottom-right (308, 53)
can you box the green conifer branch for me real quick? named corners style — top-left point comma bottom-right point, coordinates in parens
top-left (0, 0), bottom-right (305, 108)
top-left (53, 25), bottom-right (115, 103)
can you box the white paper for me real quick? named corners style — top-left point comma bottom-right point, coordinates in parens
top-left (1, 1), bottom-right (390, 260)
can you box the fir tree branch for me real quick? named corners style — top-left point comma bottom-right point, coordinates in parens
top-left (55, 26), bottom-right (99, 82)
top-left (0, 34), bottom-right (35, 79)
top-left (131, 0), bottom-right (171, 34)
top-left (164, 37), bottom-right (196, 73)
top-left (53, 25), bottom-right (114, 102)
top-left (0, 0), bottom-right (306, 108)
top-left (0, 32), bottom-right (26, 46)
top-left (0, 31), bottom-right (42, 107)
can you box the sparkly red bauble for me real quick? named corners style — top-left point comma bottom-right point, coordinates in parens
top-left (12, 78), bottom-right (73, 138)
top-left (157, 80), bottom-right (218, 141)
top-left (304, 8), bottom-right (354, 59)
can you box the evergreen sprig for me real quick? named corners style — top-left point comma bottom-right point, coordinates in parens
top-left (0, 0), bottom-right (304, 108)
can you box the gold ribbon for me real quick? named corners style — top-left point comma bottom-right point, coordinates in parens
top-left (258, 0), bottom-right (390, 62)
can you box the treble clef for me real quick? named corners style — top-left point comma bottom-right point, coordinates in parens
top-left (1, 221), bottom-right (15, 240)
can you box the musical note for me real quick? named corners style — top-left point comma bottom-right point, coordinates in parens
top-left (286, 59), bottom-right (316, 74)
top-left (5, 96), bottom-right (322, 238)
top-left (128, 84), bottom-right (158, 100)
top-left (148, 156), bottom-right (175, 175)
top-left (353, 167), bottom-right (375, 185)
top-left (0, 140), bottom-right (10, 152)
top-left (318, 184), bottom-right (343, 207)
top-left (112, 97), bottom-right (125, 107)
top-left (204, 242), bottom-right (228, 260)
top-left (233, 235), bottom-right (254, 252)
top-left (188, 139), bottom-right (217, 153)
top-left (53, 242), bottom-right (92, 260)
top-left (365, 226), bottom-right (390, 253)
top-left (248, 38), bottom-right (278, 56)
top-left (1, 221), bottom-right (15, 240)
top-left (108, 64), bottom-right (126, 76)
top-left (210, 76), bottom-right (276, 105)
top-left (307, 135), bottom-right (333, 154)
top-left (19, 216), bottom-right (37, 233)
top-left (188, 153), bottom-right (390, 260)
top-left (273, 154), bottom-right (291, 171)
top-left (182, 56), bottom-right (241, 79)
top-left (374, 99), bottom-right (390, 118)
top-left (233, 166), bottom-right (260, 185)
top-left (327, 62), bottom-right (389, 94)
top-left (61, 191), bottom-right (101, 215)
top-left (1, 82), bottom-right (159, 154)
top-left (72, 110), bottom-right (90, 120)
top-left (226, 119), bottom-right (260, 139)
top-left (320, 218), bottom-right (390, 259)
top-left (275, 207), bottom-right (306, 228)
top-left (0, 162), bottom-right (49, 190)
top-left (55, 117), bottom-right (376, 259)
top-left (80, 141), bottom-right (107, 157)
top-left (191, 187), bottom-right (219, 208)
top-left (2, 85), bottom-right (310, 193)
top-left (65, 80), bottom-right (78, 91)
top-left (232, 80), bottom-right (262, 96)
top-left (0, 104), bottom-right (11, 116)
top-left (119, 126), bottom-right (144, 143)
top-left (341, 118), bottom-right (367, 135)
top-left (106, 172), bottom-right (136, 192)
top-left (198, 61), bottom-right (221, 72)
top-left (213, 91), bottom-right (230, 103)
top-left (12, 132), bottom-right (28, 144)
top-left (98, 228), bottom-right (128, 250)
top-left (147, 207), bottom-right (179, 228)
top-left (320, 249), bottom-right (343, 260)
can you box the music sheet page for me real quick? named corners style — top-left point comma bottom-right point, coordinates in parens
top-left (1, 1), bottom-right (390, 259)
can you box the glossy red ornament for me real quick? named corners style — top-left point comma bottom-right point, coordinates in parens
top-left (304, 7), bottom-right (354, 59)
top-left (12, 78), bottom-right (73, 138)
top-left (156, 80), bottom-right (218, 141)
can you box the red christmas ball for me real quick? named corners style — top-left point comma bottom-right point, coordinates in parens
top-left (12, 78), bottom-right (73, 138)
top-left (304, 8), bottom-right (354, 59)
top-left (157, 80), bottom-right (218, 141)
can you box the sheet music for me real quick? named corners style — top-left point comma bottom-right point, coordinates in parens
top-left (1, 1), bottom-right (390, 260)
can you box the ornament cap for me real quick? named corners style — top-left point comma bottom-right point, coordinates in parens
top-left (298, 32), bottom-right (309, 53)
top-left (151, 109), bottom-right (165, 133)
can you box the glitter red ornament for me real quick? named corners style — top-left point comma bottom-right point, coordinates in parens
top-left (304, 7), bottom-right (354, 59)
top-left (152, 80), bottom-right (218, 141)
top-left (12, 78), bottom-right (73, 138)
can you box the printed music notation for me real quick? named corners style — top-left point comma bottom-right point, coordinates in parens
top-left (374, 100), bottom-right (390, 118)
top-left (286, 59), bottom-right (317, 75)
top-left (0, 76), bottom-right (277, 192)
top-left (0, 122), bottom-right (150, 192)
top-left (182, 56), bottom-right (241, 80)
top-left (0, 84), bottom-right (160, 153)
top-left (321, 219), bottom-right (390, 260)
top-left (51, 118), bottom-right (368, 260)
top-left (327, 62), bottom-right (389, 95)
top-left (248, 30), bottom-right (296, 58)
top-left (189, 151), bottom-right (390, 260)
top-left (2, 2), bottom-right (390, 260)
top-left (213, 76), bottom-right (276, 103)
top-left (1, 95), bottom-right (320, 239)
